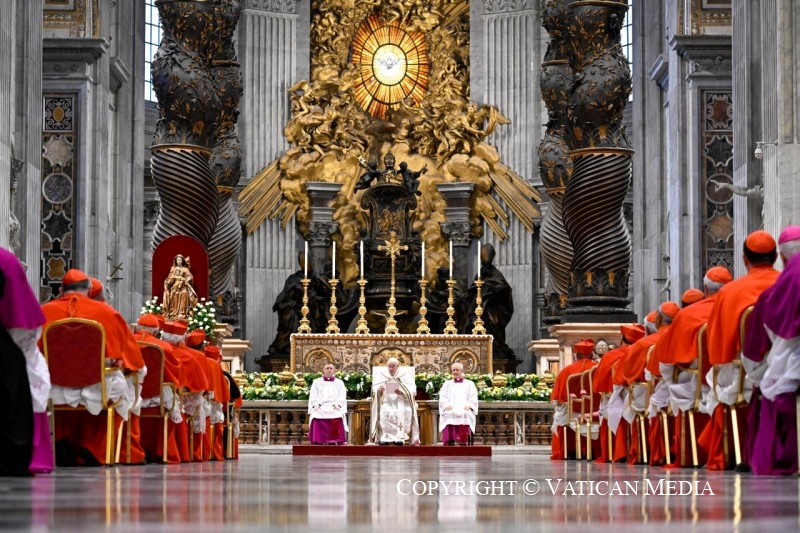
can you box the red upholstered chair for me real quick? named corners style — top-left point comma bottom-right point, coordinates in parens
top-left (43, 317), bottom-right (122, 467)
top-left (136, 341), bottom-right (176, 464)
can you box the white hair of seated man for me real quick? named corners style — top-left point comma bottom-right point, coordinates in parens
top-left (161, 331), bottom-right (185, 345)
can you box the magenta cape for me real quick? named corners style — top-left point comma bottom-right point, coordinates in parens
top-left (0, 247), bottom-right (45, 330)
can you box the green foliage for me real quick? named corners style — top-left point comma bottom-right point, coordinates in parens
top-left (240, 371), bottom-right (551, 402)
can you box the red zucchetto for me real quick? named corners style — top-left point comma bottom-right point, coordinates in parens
top-left (744, 230), bottom-right (776, 253)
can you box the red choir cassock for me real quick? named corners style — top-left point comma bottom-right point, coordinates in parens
top-left (592, 323), bottom-right (645, 463)
top-left (642, 302), bottom-right (679, 466)
top-left (700, 230), bottom-right (780, 470)
top-left (41, 269), bottom-right (145, 465)
top-left (203, 345), bottom-right (229, 461)
top-left (132, 313), bottom-right (185, 464)
top-left (654, 268), bottom-right (732, 467)
top-left (550, 340), bottom-right (598, 460)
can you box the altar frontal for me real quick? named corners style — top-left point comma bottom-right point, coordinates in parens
top-left (290, 333), bottom-right (493, 375)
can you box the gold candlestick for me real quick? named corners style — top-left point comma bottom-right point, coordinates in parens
top-left (417, 278), bottom-right (430, 334)
top-left (472, 278), bottom-right (486, 335)
top-left (326, 277), bottom-right (340, 334)
top-left (355, 278), bottom-right (369, 334)
top-left (297, 277), bottom-right (312, 333)
top-left (443, 278), bottom-right (458, 335)
top-left (377, 232), bottom-right (408, 335)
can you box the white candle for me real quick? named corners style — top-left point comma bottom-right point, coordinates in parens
top-left (477, 240), bottom-right (481, 280)
top-left (421, 242), bottom-right (425, 278)
top-left (360, 240), bottom-right (364, 279)
top-left (332, 242), bottom-right (336, 279)
top-left (449, 240), bottom-right (453, 278)
top-left (304, 241), bottom-right (308, 278)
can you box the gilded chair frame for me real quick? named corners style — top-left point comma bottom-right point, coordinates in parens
top-left (565, 372), bottom-right (584, 460)
top-left (712, 306), bottom-right (753, 468)
top-left (581, 366), bottom-right (601, 461)
top-left (672, 323), bottom-right (706, 468)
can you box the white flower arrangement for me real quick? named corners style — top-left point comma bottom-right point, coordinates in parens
top-left (140, 296), bottom-right (163, 315)
top-left (188, 300), bottom-right (217, 339)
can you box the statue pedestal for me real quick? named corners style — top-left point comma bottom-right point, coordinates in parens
top-left (214, 322), bottom-right (252, 373)
top-left (527, 338), bottom-right (561, 375)
top-left (548, 323), bottom-right (623, 368)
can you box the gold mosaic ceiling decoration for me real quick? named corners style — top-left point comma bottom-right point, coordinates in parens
top-left (351, 13), bottom-right (430, 120)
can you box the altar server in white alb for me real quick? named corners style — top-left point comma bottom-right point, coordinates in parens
top-left (370, 358), bottom-right (420, 445)
top-left (439, 362), bottom-right (479, 445)
top-left (308, 363), bottom-right (348, 444)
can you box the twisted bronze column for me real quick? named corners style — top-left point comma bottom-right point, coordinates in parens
top-left (150, 0), bottom-right (220, 250)
top-left (538, 0), bottom-right (574, 324)
top-left (562, 0), bottom-right (632, 317)
top-left (208, 1), bottom-right (243, 296)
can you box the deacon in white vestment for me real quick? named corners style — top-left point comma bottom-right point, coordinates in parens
top-left (369, 358), bottom-right (420, 445)
top-left (308, 363), bottom-right (349, 444)
top-left (438, 362), bottom-right (478, 445)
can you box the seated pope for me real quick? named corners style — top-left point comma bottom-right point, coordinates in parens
top-left (438, 362), bottom-right (479, 445)
top-left (307, 362), bottom-right (349, 445)
top-left (369, 357), bottom-right (420, 445)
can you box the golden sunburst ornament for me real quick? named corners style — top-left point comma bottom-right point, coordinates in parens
top-left (351, 13), bottom-right (430, 120)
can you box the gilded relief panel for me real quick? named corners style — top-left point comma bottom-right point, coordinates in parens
top-left (678, 0), bottom-right (731, 35)
top-left (44, 0), bottom-right (99, 38)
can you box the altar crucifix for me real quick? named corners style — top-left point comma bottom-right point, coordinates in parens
top-left (377, 231), bottom-right (408, 334)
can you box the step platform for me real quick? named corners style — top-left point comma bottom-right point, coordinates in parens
top-left (292, 444), bottom-right (492, 457)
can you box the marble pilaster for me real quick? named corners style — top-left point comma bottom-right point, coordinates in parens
top-left (238, 2), bottom-right (304, 369)
top-left (472, 1), bottom-right (544, 372)
top-left (0, 1), bottom-right (14, 253)
top-left (752, 0), bottom-right (800, 244)
top-left (632, 0), bottom-right (669, 319)
top-left (9, 0), bottom-right (44, 288)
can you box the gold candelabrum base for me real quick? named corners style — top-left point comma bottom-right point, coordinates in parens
top-left (472, 278), bottom-right (487, 335)
top-left (297, 277), bottom-right (312, 333)
top-left (417, 278), bottom-right (430, 334)
top-left (443, 277), bottom-right (458, 335)
top-left (355, 278), bottom-right (369, 334)
top-left (326, 277), bottom-right (340, 334)
top-left (384, 274), bottom-right (399, 335)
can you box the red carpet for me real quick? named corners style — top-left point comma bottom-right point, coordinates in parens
top-left (292, 445), bottom-right (492, 457)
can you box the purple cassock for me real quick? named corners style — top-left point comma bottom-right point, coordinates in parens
top-left (0, 247), bottom-right (51, 476)
top-left (743, 252), bottom-right (800, 475)
top-left (308, 376), bottom-right (348, 444)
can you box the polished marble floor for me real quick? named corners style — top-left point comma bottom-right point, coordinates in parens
top-left (1, 452), bottom-right (799, 532)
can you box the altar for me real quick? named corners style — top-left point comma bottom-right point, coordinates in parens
top-left (289, 333), bottom-right (493, 374)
